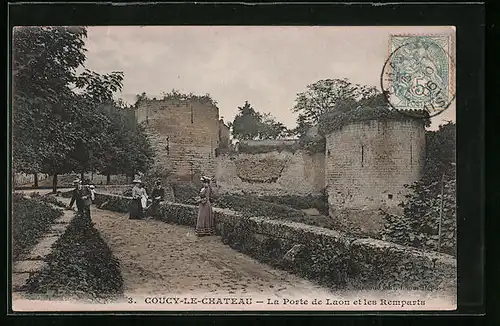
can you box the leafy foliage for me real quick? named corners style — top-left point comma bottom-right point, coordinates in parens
top-left (236, 141), bottom-right (300, 154)
top-left (12, 27), bottom-right (151, 192)
top-left (98, 104), bottom-right (154, 180)
top-left (318, 101), bottom-right (430, 136)
top-left (382, 179), bottom-right (456, 256)
top-left (216, 194), bottom-right (338, 230)
top-left (172, 182), bottom-right (201, 205)
top-left (34, 193), bottom-right (68, 208)
top-left (24, 213), bottom-right (124, 301)
top-left (12, 194), bottom-right (63, 261)
top-left (290, 80), bottom-right (430, 153)
top-left (231, 101), bottom-right (290, 140)
top-left (257, 193), bottom-right (329, 216)
top-left (381, 122), bottom-right (457, 256)
top-left (12, 26), bottom-right (88, 175)
top-left (141, 164), bottom-right (173, 194)
top-left (291, 78), bottom-right (380, 137)
top-left (160, 89), bottom-right (218, 106)
top-left (422, 122), bottom-right (456, 184)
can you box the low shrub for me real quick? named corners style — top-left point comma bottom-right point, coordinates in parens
top-left (172, 182), bottom-right (200, 204)
top-left (237, 142), bottom-right (300, 154)
top-left (36, 194), bottom-right (68, 208)
top-left (23, 213), bottom-right (124, 301)
top-left (381, 179), bottom-right (456, 256)
top-left (257, 193), bottom-right (329, 216)
top-left (94, 193), bottom-right (131, 213)
top-left (216, 194), bottom-right (338, 230)
top-left (12, 194), bottom-right (63, 261)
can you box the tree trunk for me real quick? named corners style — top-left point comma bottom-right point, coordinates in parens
top-left (107, 174), bottom-right (111, 185)
top-left (91, 171), bottom-right (94, 181)
top-left (52, 174), bottom-right (58, 193)
top-left (33, 173), bottom-right (39, 188)
top-left (81, 172), bottom-right (85, 182)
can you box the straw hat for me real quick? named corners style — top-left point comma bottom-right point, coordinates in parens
top-left (132, 179), bottom-right (141, 184)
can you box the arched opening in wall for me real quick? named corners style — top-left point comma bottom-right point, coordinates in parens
top-left (327, 150), bottom-right (331, 156)
top-left (387, 194), bottom-right (393, 200)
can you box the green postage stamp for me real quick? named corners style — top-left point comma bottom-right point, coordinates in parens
top-left (382, 34), bottom-right (455, 117)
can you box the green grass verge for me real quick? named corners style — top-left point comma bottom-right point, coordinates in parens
top-left (12, 193), bottom-right (63, 261)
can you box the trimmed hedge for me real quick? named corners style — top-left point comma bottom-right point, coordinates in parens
top-left (23, 212), bottom-right (124, 301)
top-left (12, 193), bottom-right (63, 261)
top-left (218, 216), bottom-right (456, 291)
top-left (33, 193), bottom-right (68, 208)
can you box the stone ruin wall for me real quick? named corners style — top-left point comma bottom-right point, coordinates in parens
top-left (215, 147), bottom-right (325, 197)
top-left (218, 119), bottom-right (231, 149)
top-left (325, 119), bottom-right (426, 215)
top-left (136, 98), bottom-right (219, 182)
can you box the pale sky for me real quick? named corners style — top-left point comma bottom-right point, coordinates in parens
top-left (83, 26), bottom-right (456, 130)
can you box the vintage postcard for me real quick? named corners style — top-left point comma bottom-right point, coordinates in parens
top-left (11, 25), bottom-right (457, 312)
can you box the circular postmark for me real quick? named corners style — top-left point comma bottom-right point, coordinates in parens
top-left (380, 36), bottom-right (455, 118)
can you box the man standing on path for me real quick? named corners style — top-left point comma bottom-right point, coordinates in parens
top-left (67, 179), bottom-right (92, 221)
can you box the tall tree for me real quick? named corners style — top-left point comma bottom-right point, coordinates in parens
top-left (231, 101), bottom-right (263, 140)
top-left (12, 26), bottom-right (125, 192)
top-left (12, 27), bottom-right (87, 177)
top-left (231, 101), bottom-right (290, 140)
top-left (422, 121), bottom-right (456, 185)
top-left (291, 78), bottom-right (378, 137)
top-left (98, 103), bottom-right (154, 183)
top-left (258, 113), bottom-right (289, 140)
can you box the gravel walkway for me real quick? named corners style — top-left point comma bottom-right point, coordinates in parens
top-left (87, 204), bottom-right (333, 297)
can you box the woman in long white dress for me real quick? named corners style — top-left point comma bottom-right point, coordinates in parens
top-left (139, 182), bottom-right (149, 209)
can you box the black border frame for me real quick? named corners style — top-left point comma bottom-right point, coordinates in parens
top-left (5, 1), bottom-right (486, 321)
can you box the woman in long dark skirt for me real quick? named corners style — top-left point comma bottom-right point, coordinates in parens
top-left (195, 176), bottom-right (215, 237)
top-left (129, 179), bottom-right (144, 220)
top-left (147, 180), bottom-right (165, 219)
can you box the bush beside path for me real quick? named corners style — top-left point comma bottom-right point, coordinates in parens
top-left (12, 193), bottom-right (63, 261)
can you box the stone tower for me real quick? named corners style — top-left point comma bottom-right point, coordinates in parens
top-left (325, 118), bottom-right (426, 215)
top-left (135, 98), bottom-right (220, 181)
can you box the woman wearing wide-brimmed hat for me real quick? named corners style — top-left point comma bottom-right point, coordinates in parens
top-left (195, 176), bottom-right (215, 236)
top-left (129, 179), bottom-right (144, 220)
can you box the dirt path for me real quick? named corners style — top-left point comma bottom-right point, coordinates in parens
top-left (84, 204), bottom-right (333, 297)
